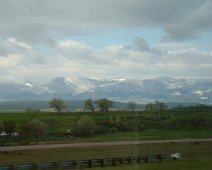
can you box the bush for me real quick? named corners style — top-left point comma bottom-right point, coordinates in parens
top-left (29, 119), bottom-right (47, 137)
top-left (16, 119), bottom-right (47, 140)
top-left (109, 127), bottom-right (118, 133)
top-left (77, 115), bottom-right (96, 136)
top-left (95, 125), bottom-right (109, 134)
top-left (138, 124), bottom-right (146, 131)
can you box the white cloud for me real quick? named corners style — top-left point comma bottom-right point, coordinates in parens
top-left (1, 36), bottom-right (212, 83)
top-left (7, 38), bottom-right (31, 49)
top-left (1, 0), bottom-right (212, 84)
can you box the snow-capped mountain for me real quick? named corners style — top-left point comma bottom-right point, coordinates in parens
top-left (0, 77), bottom-right (212, 104)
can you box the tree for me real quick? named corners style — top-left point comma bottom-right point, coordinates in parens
top-left (127, 100), bottom-right (137, 112)
top-left (0, 120), bottom-right (3, 134)
top-left (145, 100), bottom-right (167, 113)
top-left (145, 102), bottom-right (154, 111)
top-left (29, 119), bottom-right (47, 138)
top-left (145, 100), bottom-right (167, 139)
top-left (49, 98), bottom-right (66, 113)
top-left (17, 120), bottom-right (47, 139)
top-left (77, 115), bottom-right (96, 136)
top-left (84, 98), bottom-right (94, 112)
top-left (3, 121), bottom-right (16, 139)
top-left (96, 98), bottom-right (113, 112)
top-left (154, 100), bottom-right (167, 114)
top-left (17, 123), bottom-right (32, 139)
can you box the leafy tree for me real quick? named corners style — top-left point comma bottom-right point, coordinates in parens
top-left (84, 98), bottom-right (94, 112)
top-left (127, 100), bottom-right (137, 112)
top-left (3, 121), bottom-right (16, 139)
top-left (96, 98), bottom-right (113, 112)
top-left (49, 98), bottom-right (66, 113)
top-left (77, 115), bottom-right (96, 136)
top-left (145, 100), bottom-right (167, 113)
top-left (145, 102), bottom-right (154, 111)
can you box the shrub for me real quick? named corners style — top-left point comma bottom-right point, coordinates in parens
top-left (29, 119), bottom-right (47, 137)
top-left (16, 123), bottom-right (32, 139)
top-left (77, 115), bottom-right (96, 136)
top-left (95, 125), bottom-right (109, 134)
top-left (138, 124), bottom-right (146, 131)
top-left (109, 127), bottom-right (118, 133)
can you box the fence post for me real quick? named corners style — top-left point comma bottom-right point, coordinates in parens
top-left (136, 156), bottom-right (140, 163)
top-left (128, 157), bottom-right (131, 164)
top-left (112, 158), bottom-right (116, 166)
top-left (145, 156), bottom-right (148, 163)
top-left (119, 157), bottom-right (123, 164)
top-left (159, 154), bottom-right (162, 162)
top-left (100, 159), bottom-right (104, 167)
top-left (88, 160), bottom-right (92, 168)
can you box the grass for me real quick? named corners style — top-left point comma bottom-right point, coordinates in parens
top-left (1, 110), bottom-right (212, 145)
top-left (0, 109), bottom-right (211, 169)
top-left (76, 129), bottom-right (212, 143)
top-left (0, 141), bottom-right (211, 170)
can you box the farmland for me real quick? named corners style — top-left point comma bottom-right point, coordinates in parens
top-left (0, 105), bottom-right (212, 169)
top-left (0, 105), bottom-right (212, 145)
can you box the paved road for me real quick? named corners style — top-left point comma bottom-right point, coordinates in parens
top-left (0, 138), bottom-right (212, 151)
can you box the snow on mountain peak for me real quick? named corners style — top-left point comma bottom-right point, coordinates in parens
top-left (193, 90), bottom-right (204, 96)
top-left (112, 78), bottom-right (126, 82)
top-left (65, 77), bottom-right (95, 94)
top-left (25, 83), bottom-right (33, 87)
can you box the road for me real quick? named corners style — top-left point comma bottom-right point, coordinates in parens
top-left (0, 138), bottom-right (212, 151)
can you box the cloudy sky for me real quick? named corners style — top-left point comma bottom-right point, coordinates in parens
top-left (0, 0), bottom-right (212, 83)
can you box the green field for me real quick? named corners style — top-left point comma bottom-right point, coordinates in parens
top-left (0, 141), bottom-right (211, 170)
top-left (0, 106), bottom-right (212, 169)
top-left (0, 107), bottom-right (212, 145)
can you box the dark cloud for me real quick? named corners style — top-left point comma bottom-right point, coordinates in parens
top-left (133, 37), bottom-right (150, 51)
top-left (0, 0), bottom-right (211, 42)
top-left (164, 0), bottom-right (212, 40)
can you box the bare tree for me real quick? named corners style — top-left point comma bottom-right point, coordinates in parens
top-left (127, 100), bottom-right (137, 112)
top-left (84, 98), bottom-right (94, 112)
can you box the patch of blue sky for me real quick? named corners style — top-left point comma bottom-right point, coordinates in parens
top-left (51, 27), bottom-right (164, 49)
top-left (195, 31), bottom-right (212, 51)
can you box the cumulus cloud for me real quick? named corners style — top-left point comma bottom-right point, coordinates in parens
top-left (1, 36), bottom-right (211, 83)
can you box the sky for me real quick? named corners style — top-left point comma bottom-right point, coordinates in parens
top-left (0, 0), bottom-right (212, 83)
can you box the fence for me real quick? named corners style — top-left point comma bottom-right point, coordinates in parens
top-left (0, 153), bottom-right (181, 170)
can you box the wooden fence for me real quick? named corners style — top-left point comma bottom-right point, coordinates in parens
top-left (0, 153), bottom-right (181, 170)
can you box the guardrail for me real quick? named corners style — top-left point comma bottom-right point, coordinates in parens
top-left (0, 153), bottom-right (181, 170)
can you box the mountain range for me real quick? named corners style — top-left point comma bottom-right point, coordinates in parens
top-left (0, 77), bottom-right (211, 104)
